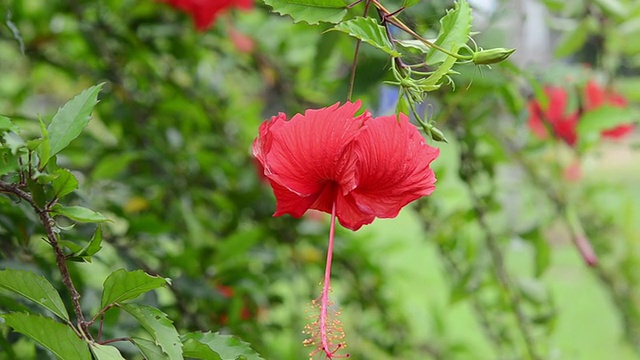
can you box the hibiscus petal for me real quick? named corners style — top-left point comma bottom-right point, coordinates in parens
top-left (350, 114), bottom-right (439, 219)
top-left (253, 102), bottom-right (367, 218)
top-left (334, 193), bottom-right (376, 231)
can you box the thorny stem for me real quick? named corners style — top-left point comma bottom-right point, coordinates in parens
top-left (320, 201), bottom-right (338, 357)
top-left (0, 181), bottom-right (92, 340)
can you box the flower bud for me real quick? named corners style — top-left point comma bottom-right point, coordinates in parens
top-left (472, 48), bottom-right (516, 65)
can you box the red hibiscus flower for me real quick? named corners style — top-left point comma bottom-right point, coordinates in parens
top-left (162, 0), bottom-right (252, 31)
top-left (528, 86), bottom-right (579, 146)
top-left (254, 101), bottom-right (439, 359)
top-left (253, 101), bottom-right (439, 231)
top-left (583, 80), bottom-right (635, 139)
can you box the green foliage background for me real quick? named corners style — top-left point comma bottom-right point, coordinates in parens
top-left (0, 0), bottom-right (639, 359)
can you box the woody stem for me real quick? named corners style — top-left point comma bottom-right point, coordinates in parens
top-left (320, 201), bottom-right (338, 356)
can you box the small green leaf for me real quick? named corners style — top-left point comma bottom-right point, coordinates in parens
top-left (0, 269), bottom-right (69, 321)
top-left (27, 177), bottom-right (48, 208)
top-left (51, 204), bottom-right (110, 223)
top-left (263, 0), bottom-right (347, 24)
top-left (333, 17), bottom-right (401, 57)
top-left (90, 343), bottom-right (126, 360)
top-left (1, 313), bottom-right (90, 360)
top-left (131, 337), bottom-right (170, 360)
top-left (0, 116), bottom-right (19, 132)
top-left (51, 168), bottom-right (78, 199)
top-left (44, 83), bottom-right (105, 167)
top-left (101, 269), bottom-right (168, 309)
top-left (425, 0), bottom-right (471, 65)
top-left (182, 332), bottom-right (265, 360)
top-left (120, 304), bottom-right (182, 360)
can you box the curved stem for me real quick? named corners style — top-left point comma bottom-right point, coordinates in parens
top-left (320, 201), bottom-right (338, 356)
top-left (347, 0), bottom-right (372, 101)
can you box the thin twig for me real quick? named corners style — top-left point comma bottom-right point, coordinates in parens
top-left (0, 181), bottom-right (92, 340)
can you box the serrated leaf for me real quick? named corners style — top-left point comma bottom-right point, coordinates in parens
top-left (1, 313), bottom-right (90, 360)
top-left (333, 17), bottom-right (401, 57)
top-left (44, 83), bottom-right (104, 167)
top-left (132, 337), bottom-right (170, 360)
top-left (263, 0), bottom-right (347, 24)
top-left (425, 0), bottom-right (471, 65)
top-left (51, 168), bottom-right (78, 199)
top-left (90, 343), bottom-right (126, 360)
top-left (182, 332), bottom-right (264, 360)
top-left (101, 269), bottom-right (168, 309)
top-left (120, 304), bottom-right (182, 360)
top-left (577, 105), bottom-right (639, 138)
top-left (0, 269), bottom-right (69, 321)
top-left (51, 204), bottom-right (110, 223)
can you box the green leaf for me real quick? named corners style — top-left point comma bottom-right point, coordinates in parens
top-left (51, 204), bottom-right (110, 223)
top-left (425, 0), bottom-right (471, 65)
top-left (0, 269), bottom-right (69, 321)
top-left (131, 337), bottom-right (170, 360)
top-left (332, 17), bottom-right (401, 57)
top-left (90, 343), bottom-right (126, 360)
top-left (577, 105), bottom-right (639, 140)
top-left (554, 19), bottom-right (591, 58)
top-left (182, 332), bottom-right (265, 360)
top-left (0, 115), bottom-right (19, 132)
top-left (402, 0), bottom-right (421, 8)
top-left (1, 313), bottom-right (90, 360)
top-left (51, 168), bottom-right (78, 199)
top-left (44, 83), bottom-right (105, 167)
top-left (120, 304), bottom-right (182, 360)
top-left (37, 117), bottom-right (51, 170)
top-left (101, 269), bottom-right (168, 309)
top-left (0, 148), bottom-right (20, 176)
top-left (27, 177), bottom-right (47, 208)
top-left (263, 0), bottom-right (347, 24)
top-left (65, 226), bottom-right (104, 262)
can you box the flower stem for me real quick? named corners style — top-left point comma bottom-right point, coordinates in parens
top-left (320, 201), bottom-right (338, 356)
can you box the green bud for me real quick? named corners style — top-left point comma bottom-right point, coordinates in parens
top-left (472, 48), bottom-right (516, 65)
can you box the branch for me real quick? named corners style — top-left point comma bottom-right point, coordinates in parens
top-left (0, 181), bottom-right (92, 340)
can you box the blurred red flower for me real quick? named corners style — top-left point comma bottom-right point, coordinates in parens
top-left (253, 101), bottom-right (439, 231)
top-left (528, 86), bottom-right (579, 146)
top-left (528, 82), bottom-right (635, 146)
top-left (583, 80), bottom-right (635, 139)
top-left (162, 0), bottom-right (252, 31)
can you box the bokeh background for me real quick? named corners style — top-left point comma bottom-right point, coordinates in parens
top-left (1, 0), bottom-right (639, 359)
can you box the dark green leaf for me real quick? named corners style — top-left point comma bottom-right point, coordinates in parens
top-left (0, 148), bottom-right (20, 176)
top-left (425, 0), bottom-right (471, 65)
top-left (131, 337), bottom-right (170, 360)
top-left (182, 332), bottom-right (265, 360)
top-left (120, 304), bottom-right (182, 360)
top-left (90, 343), bottom-right (126, 360)
top-left (51, 204), bottom-right (110, 223)
top-left (37, 118), bottom-right (50, 170)
top-left (0, 269), bottom-right (69, 321)
top-left (1, 313), bottom-right (90, 360)
top-left (101, 269), bottom-right (168, 309)
top-left (333, 17), bottom-right (400, 57)
top-left (263, 0), bottom-right (347, 24)
top-left (51, 168), bottom-right (78, 199)
top-left (44, 83), bottom-right (105, 167)
top-left (27, 177), bottom-right (47, 208)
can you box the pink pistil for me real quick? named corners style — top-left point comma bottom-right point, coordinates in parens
top-left (320, 201), bottom-right (338, 357)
